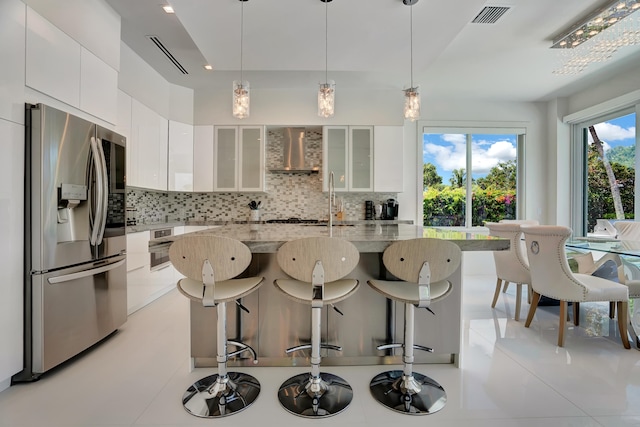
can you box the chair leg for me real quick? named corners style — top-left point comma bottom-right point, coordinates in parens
top-left (502, 281), bottom-right (510, 293)
top-left (491, 278), bottom-right (502, 308)
top-left (610, 301), bottom-right (616, 319)
top-left (514, 283), bottom-right (522, 321)
top-left (524, 291), bottom-right (540, 328)
top-left (558, 301), bottom-right (567, 347)
top-left (573, 302), bottom-right (580, 326)
top-left (527, 284), bottom-right (532, 304)
top-left (617, 301), bottom-right (631, 349)
top-left (369, 302), bottom-right (447, 415)
top-left (181, 302), bottom-right (261, 418)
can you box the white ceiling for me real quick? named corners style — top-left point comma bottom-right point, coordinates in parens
top-left (106, 0), bottom-right (640, 102)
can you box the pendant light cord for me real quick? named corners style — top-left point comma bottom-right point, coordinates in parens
top-left (325, 0), bottom-right (328, 84)
top-left (410, 3), bottom-right (413, 89)
top-left (240, 0), bottom-right (244, 83)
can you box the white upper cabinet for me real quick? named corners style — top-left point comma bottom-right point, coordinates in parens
top-left (79, 47), bottom-right (118, 124)
top-left (116, 90), bottom-right (133, 187)
top-left (130, 99), bottom-right (168, 191)
top-left (214, 126), bottom-right (265, 192)
top-left (214, 126), bottom-right (238, 192)
top-left (239, 126), bottom-right (265, 192)
top-left (193, 125), bottom-right (214, 192)
top-left (323, 126), bottom-right (373, 192)
top-left (25, 7), bottom-right (118, 124)
top-left (168, 120), bottom-right (194, 192)
top-left (26, 7), bottom-right (81, 109)
top-left (373, 126), bottom-right (404, 193)
top-left (0, 0), bottom-right (25, 124)
top-left (349, 126), bottom-right (373, 192)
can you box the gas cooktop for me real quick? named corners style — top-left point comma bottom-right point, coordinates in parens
top-left (266, 217), bottom-right (323, 224)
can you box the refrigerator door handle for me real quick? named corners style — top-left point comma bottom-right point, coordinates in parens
top-left (89, 137), bottom-right (105, 246)
top-left (95, 137), bottom-right (109, 246)
top-left (47, 259), bottom-right (125, 284)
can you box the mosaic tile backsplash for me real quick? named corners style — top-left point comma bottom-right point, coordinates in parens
top-left (126, 128), bottom-right (397, 224)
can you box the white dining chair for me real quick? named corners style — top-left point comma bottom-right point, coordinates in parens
top-left (485, 222), bottom-right (531, 321)
top-left (521, 225), bottom-right (630, 349)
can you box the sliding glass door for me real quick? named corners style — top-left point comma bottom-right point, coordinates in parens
top-left (572, 109), bottom-right (637, 234)
top-left (422, 127), bottom-right (524, 227)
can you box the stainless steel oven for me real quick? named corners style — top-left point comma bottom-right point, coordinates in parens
top-left (150, 228), bottom-right (173, 271)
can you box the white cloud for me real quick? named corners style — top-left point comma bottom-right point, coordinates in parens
top-left (588, 122), bottom-right (635, 144)
top-left (424, 136), bottom-right (516, 174)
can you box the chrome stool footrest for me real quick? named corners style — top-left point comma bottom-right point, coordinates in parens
top-left (286, 343), bottom-right (342, 354)
top-left (227, 340), bottom-right (258, 362)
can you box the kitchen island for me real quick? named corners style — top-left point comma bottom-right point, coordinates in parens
top-left (150, 224), bottom-right (508, 367)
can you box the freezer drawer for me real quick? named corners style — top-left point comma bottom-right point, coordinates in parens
top-left (31, 256), bottom-right (127, 373)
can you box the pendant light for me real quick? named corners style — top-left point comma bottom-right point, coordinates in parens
top-left (403, 0), bottom-right (420, 121)
top-left (233, 0), bottom-right (250, 119)
top-left (318, 0), bottom-right (335, 118)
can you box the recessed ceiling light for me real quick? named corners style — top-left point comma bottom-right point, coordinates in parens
top-left (162, 5), bottom-right (175, 14)
top-left (204, 65), bottom-right (213, 70)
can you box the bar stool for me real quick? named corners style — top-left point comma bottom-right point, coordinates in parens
top-left (169, 235), bottom-right (264, 418)
top-left (367, 238), bottom-right (461, 415)
top-left (274, 236), bottom-right (360, 418)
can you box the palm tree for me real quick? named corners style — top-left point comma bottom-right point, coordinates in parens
top-left (589, 126), bottom-right (624, 219)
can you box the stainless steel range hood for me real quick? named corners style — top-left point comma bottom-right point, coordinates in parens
top-left (269, 127), bottom-right (319, 174)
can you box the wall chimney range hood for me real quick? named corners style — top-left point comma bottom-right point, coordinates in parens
top-left (269, 127), bottom-right (319, 174)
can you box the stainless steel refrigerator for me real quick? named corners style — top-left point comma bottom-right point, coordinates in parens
top-left (15, 103), bottom-right (128, 381)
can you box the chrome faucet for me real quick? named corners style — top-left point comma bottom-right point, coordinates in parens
top-left (328, 171), bottom-right (335, 229)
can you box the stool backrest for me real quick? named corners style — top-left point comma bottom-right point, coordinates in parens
top-left (169, 235), bottom-right (252, 282)
top-left (382, 238), bottom-right (461, 283)
top-left (276, 237), bottom-right (360, 283)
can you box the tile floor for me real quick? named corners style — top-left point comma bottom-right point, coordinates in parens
top-left (2, 275), bottom-right (640, 427)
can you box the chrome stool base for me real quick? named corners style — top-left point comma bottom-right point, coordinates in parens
top-left (369, 370), bottom-right (446, 415)
top-left (277, 372), bottom-right (353, 418)
top-left (182, 372), bottom-right (260, 418)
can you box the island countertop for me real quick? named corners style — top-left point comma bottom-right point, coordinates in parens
top-left (148, 223), bottom-right (508, 253)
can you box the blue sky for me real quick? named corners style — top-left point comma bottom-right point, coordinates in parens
top-left (424, 112), bottom-right (636, 184)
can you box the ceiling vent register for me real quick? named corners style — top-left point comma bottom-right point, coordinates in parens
top-left (471, 6), bottom-right (510, 24)
top-left (147, 35), bottom-right (189, 75)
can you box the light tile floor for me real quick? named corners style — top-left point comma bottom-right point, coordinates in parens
top-left (2, 275), bottom-right (640, 426)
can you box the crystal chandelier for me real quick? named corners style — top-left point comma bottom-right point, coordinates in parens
top-left (233, 0), bottom-right (250, 119)
top-left (318, 0), bottom-right (335, 118)
top-left (403, 0), bottom-right (420, 121)
top-left (552, 1), bottom-right (640, 74)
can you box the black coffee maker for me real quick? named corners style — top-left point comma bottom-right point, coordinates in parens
top-left (382, 199), bottom-right (399, 220)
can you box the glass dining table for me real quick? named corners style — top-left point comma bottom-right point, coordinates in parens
top-left (565, 236), bottom-right (640, 347)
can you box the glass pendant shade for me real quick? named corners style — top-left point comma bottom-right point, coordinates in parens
top-left (403, 88), bottom-right (420, 121)
top-left (318, 81), bottom-right (335, 118)
top-left (232, 80), bottom-right (250, 119)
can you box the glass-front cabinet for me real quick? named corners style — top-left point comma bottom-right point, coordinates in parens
top-left (323, 125), bottom-right (373, 192)
top-left (214, 125), bottom-right (265, 192)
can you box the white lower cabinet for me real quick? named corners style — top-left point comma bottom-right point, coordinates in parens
top-left (126, 229), bottom-right (175, 315)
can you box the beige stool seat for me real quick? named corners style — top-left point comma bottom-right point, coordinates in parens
top-left (367, 238), bottom-right (461, 415)
top-left (169, 235), bottom-right (264, 418)
top-left (273, 236), bottom-right (360, 418)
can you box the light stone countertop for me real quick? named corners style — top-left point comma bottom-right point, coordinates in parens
top-left (148, 223), bottom-right (509, 253)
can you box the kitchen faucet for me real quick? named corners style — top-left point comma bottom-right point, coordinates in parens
top-left (328, 171), bottom-right (335, 229)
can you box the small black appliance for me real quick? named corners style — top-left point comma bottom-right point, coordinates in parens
top-left (382, 199), bottom-right (399, 220)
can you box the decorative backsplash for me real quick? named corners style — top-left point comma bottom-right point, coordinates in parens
top-left (126, 128), bottom-right (397, 225)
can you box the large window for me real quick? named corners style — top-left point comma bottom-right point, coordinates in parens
top-left (422, 127), bottom-right (524, 227)
top-left (572, 109), bottom-right (637, 234)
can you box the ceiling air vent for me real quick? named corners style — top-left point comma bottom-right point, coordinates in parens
top-left (147, 35), bottom-right (189, 75)
top-left (471, 6), bottom-right (510, 24)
